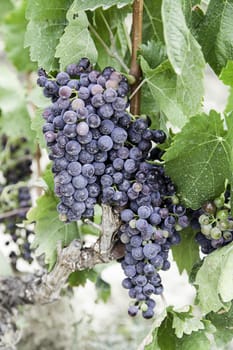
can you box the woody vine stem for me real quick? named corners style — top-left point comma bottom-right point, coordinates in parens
top-left (130, 0), bottom-right (144, 116)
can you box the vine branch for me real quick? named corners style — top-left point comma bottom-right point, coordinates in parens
top-left (130, 0), bottom-right (144, 115)
top-left (0, 208), bottom-right (30, 221)
top-left (0, 206), bottom-right (123, 348)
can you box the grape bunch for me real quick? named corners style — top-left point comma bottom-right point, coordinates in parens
top-left (0, 135), bottom-right (32, 184)
top-left (38, 58), bottom-right (133, 221)
top-left (193, 191), bottom-right (233, 254)
top-left (117, 162), bottom-right (189, 318)
top-left (0, 136), bottom-right (34, 268)
top-left (38, 58), bottom-right (189, 319)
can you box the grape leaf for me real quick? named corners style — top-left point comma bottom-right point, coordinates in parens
top-left (90, 7), bottom-right (130, 71)
top-left (55, 5), bottom-right (97, 70)
top-left (30, 112), bottom-right (47, 149)
top-left (140, 57), bottom-right (187, 128)
top-left (24, 0), bottom-right (73, 71)
top-left (220, 60), bottom-right (233, 87)
top-left (140, 40), bottom-right (167, 69)
top-left (163, 111), bottom-right (231, 209)
top-left (3, 1), bottom-right (36, 72)
top-left (195, 242), bottom-right (233, 314)
top-left (170, 307), bottom-right (205, 338)
top-left (162, 0), bottom-right (205, 117)
top-left (197, 0), bottom-right (233, 74)
top-left (224, 86), bottom-right (233, 113)
top-left (143, 0), bottom-right (163, 43)
top-left (27, 170), bottom-right (80, 269)
top-left (139, 41), bottom-right (167, 127)
top-left (172, 227), bottom-right (200, 275)
top-left (181, 0), bottom-right (203, 30)
top-left (0, 0), bottom-right (13, 23)
top-left (206, 302), bottom-right (233, 346)
top-left (225, 115), bottom-right (233, 214)
top-left (146, 310), bottom-right (211, 350)
top-left (0, 64), bottom-right (35, 146)
top-left (95, 276), bottom-right (111, 303)
top-left (74, 0), bottom-right (133, 11)
top-left (68, 269), bottom-right (97, 286)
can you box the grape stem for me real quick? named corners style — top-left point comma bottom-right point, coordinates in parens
top-left (83, 218), bottom-right (101, 231)
top-left (0, 205), bottom-right (123, 347)
top-left (130, 0), bottom-right (144, 115)
top-left (0, 207), bottom-right (30, 221)
top-left (89, 24), bottom-right (129, 73)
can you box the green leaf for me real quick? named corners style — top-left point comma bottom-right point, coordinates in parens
top-left (225, 86), bottom-right (233, 113)
top-left (95, 276), bottom-right (111, 302)
top-left (140, 40), bottom-right (167, 69)
top-left (197, 0), bottom-right (233, 74)
top-left (162, 0), bottom-right (205, 117)
top-left (206, 302), bottom-right (233, 346)
top-left (163, 111), bottom-right (231, 209)
top-left (220, 60), bottom-right (233, 87)
top-left (29, 85), bottom-right (49, 148)
top-left (24, 0), bottom-right (73, 71)
top-left (55, 6), bottom-right (97, 70)
top-left (181, 0), bottom-right (203, 30)
top-left (195, 242), bottom-right (233, 314)
top-left (3, 1), bottom-right (36, 72)
top-left (143, 0), bottom-right (163, 43)
top-left (90, 7), bottom-right (130, 71)
top-left (31, 110), bottom-right (46, 149)
top-left (68, 269), bottom-right (97, 286)
top-left (147, 310), bottom-right (211, 350)
top-left (27, 169), bottom-right (80, 269)
top-left (171, 308), bottom-right (205, 338)
top-left (0, 0), bottom-right (13, 23)
top-left (74, 0), bottom-right (133, 11)
top-left (41, 165), bottom-right (54, 193)
top-left (172, 227), bottom-right (200, 274)
top-left (140, 57), bottom-right (187, 129)
top-left (0, 64), bottom-right (35, 146)
top-left (216, 243), bottom-right (233, 303)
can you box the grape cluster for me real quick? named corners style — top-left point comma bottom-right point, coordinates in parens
top-left (117, 163), bottom-right (189, 318)
top-left (38, 58), bottom-right (161, 221)
top-left (38, 58), bottom-right (188, 319)
top-left (193, 191), bottom-right (233, 254)
top-left (0, 136), bottom-right (34, 268)
top-left (1, 136), bottom-right (32, 184)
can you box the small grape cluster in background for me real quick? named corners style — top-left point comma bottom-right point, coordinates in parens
top-left (192, 189), bottom-right (233, 254)
top-left (0, 136), bottom-right (34, 268)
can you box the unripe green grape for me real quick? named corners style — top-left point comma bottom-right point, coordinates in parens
top-left (175, 223), bottom-right (183, 231)
top-left (214, 196), bottom-right (225, 208)
top-left (210, 227), bottom-right (222, 240)
top-left (228, 220), bottom-right (233, 229)
top-left (171, 195), bottom-right (179, 205)
top-left (216, 210), bottom-right (229, 221)
top-left (198, 214), bottom-right (210, 225)
top-left (129, 219), bottom-right (136, 229)
top-left (140, 302), bottom-right (148, 312)
top-left (201, 224), bottom-right (212, 236)
top-left (162, 230), bottom-right (170, 238)
top-left (217, 220), bottom-right (229, 231)
top-left (223, 231), bottom-right (232, 241)
top-left (59, 213), bottom-right (67, 222)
